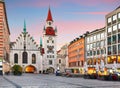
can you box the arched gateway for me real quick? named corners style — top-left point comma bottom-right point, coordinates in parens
top-left (25, 65), bottom-right (36, 73)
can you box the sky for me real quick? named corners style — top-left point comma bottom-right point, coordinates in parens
top-left (5, 0), bottom-right (120, 50)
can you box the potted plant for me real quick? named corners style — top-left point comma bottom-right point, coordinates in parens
top-left (12, 65), bottom-right (22, 76)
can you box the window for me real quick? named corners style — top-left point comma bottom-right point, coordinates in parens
top-left (32, 54), bottom-right (36, 64)
top-left (112, 45), bottom-right (117, 54)
top-left (97, 50), bottom-right (100, 55)
top-left (93, 51), bottom-right (96, 55)
top-left (97, 34), bottom-right (100, 40)
top-left (107, 37), bottom-right (111, 45)
top-left (90, 51), bottom-right (92, 56)
top-left (90, 44), bottom-right (92, 49)
top-left (108, 27), bottom-right (112, 33)
top-left (87, 51), bottom-right (90, 56)
top-left (87, 38), bottom-right (89, 43)
top-left (14, 53), bottom-right (18, 63)
top-left (96, 42), bottom-right (100, 47)
top-left (118, 24), bottom-right (120, 32)
top-left (52, 40), bottom-right (54, 43)
top-left (93, 43), bottom-right (96, 48)
top-left (118, 44), bottom-right (120, 54)
top-left (94, 35), bottom-right (96, 41)
top-left (101, 41), bottom-right (104, 47)
top-left (107, 17), bottom-right (112, 23)
top-left (90, 36), bottom-right (93, 42)
top-left (22, 52), bottom-right (28, 64)
top-left (87, 45), bottom-right (89, 51)
top-left (118, 34), bottom-right (120, 43)
top-left (101, 33), bottom-right (104, 39)
top-left (113, 15), bottom-right (117, 21)
top-left (53, 55), bottom-right (54, 58)
top-left (59, 59), bottom-right (61, 63)
top-left (49, 60), bottom-right (52, 65)
top-left (49, 22), bottom-right (51, 25)
top-left (108, 46), bottom-right (111, 55)
top-left (118, 13), bottom-right (120, 19)
top-left (113, 25), bottom-right (117, 31)
top-left (112, 35), bottom-right (116, 44)
top-left (101, 49), bottom-right (104, 54)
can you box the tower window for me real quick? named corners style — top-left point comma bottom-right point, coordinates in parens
top-left (49, 60), bottom-right (52, 65)
top-left (52, 40), bottom-right (54, 43)
top-left (49, 22), bottom-right (51, 25)
top-left (14, 53), bottom-right (18, 63)
top-left (47, 40), bottom-right (49, 43)
top-left (32, 54), bottom-right (36, 64)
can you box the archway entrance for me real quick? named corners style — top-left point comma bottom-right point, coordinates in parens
top-left (25, 65), bottom-right (36, 73)
top-left (46, 67), bottom-right (55, 73)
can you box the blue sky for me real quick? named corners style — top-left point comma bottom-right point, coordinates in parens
top-left (5, 0), bottom-right (120, 50)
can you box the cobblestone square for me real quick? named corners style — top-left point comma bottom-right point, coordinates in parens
top-left (0, 74), bottom-right (120, 88)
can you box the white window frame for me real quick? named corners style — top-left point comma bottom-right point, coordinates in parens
top-left (113, 25), bottom-right (117, 31)
top-left (108, 27), bottom-right (112, 33)
top-left (97, 34), bottom-right (100, 40)
top-left (118, 23), bottom-right (120, 29)
top-left (87, 37), bottom-right (89, 43)
top-left (118, 13), bottom-right (120, 19)
top-left (94, 35), bottom-right (96, 41)
top-left (107, 17), bottom-right (112, 23)
top-left (113, 15), bottom-right (117, 21)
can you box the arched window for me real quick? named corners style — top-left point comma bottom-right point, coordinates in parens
top-left (14, 53), bottom-right (18, 63)
top-left (22, 52), bottom-right (28, 63)
top-left (32, 54), bottom-right (36, 64)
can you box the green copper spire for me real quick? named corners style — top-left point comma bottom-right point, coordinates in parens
top-left (40, 37), bottom-right (42, 47)
top-left (23, 20), bottom-right (26, 33)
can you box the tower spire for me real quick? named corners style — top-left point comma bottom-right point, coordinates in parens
top-left (40, 37), bottom-right (42, 47)
top-left (23, 20), bottom-right (26, 33)
top-left (46, 7), bottom-right (53, 22)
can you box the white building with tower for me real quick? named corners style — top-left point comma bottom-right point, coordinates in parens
top-left (42, 8), bottom-right (57, 73)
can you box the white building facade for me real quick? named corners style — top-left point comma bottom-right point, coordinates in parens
top-left (42, 8), bottom-right (57, 73)
top-left (10, 22), bottom-right (42, 73)
top-left (56, 44), bottom-right (68, 72)
top-left (106, 6), bottom-right (120, 68)
top-left (85, 28), bottom-right (106, 67)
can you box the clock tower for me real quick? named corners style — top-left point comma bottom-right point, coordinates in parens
top-left (42, 7), bottom-right (57, 73)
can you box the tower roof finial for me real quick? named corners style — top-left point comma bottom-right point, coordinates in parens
top-left (46, 6), bottom-right (53, 22)
top-left (23, 20), bottom-right (26, 33)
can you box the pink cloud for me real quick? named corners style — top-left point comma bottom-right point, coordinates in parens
top-left (10, 20), bottom-right (105, 50)
top-left (73, 11), bottom-right (109, 15)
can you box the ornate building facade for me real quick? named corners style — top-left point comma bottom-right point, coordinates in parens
top-left (10, 21), bottom-right (42, 73)
top-left (42, 8), bottom-right (57, 73)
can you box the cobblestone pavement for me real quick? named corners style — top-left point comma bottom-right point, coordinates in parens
top-left (0, 76), bottom-right (16, 88)
top-left (1, 74), bottom-right (120, 88)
